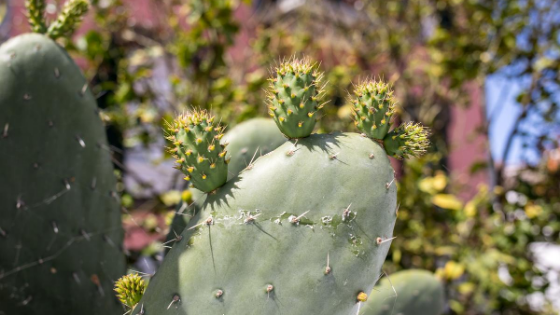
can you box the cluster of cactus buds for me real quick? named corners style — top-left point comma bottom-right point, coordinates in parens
top-left (25, 0), bottom-right (90, 40)
top-left (351, 80), bottom-right (430, 159)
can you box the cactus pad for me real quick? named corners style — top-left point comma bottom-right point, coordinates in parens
top-left (0, 34), bottom-right (125, 314)
top-left (360, 269), bottom-right (445, 315)
top-left (267, 58), bottom-right (325, 138)
top-left (167, 110), bottom-right (228, 193)
top-left (135, 133), bottom-right (397, 314)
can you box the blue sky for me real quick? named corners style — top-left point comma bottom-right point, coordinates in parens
top-left (485, 74), bottom-right (525, 165)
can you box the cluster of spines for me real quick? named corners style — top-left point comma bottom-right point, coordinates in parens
top-left (383, 122), bottom-right (430, 159)
top-left (114, 274), bottom-right (147, 309)
top-left (25, 0), bottom-right (89, 40)
top-left (267, 58), bottom-right (326, 138)
top-left (350, 80), bottom-right (397, 140)
top-left (166, 110), bottom-right (228, 193)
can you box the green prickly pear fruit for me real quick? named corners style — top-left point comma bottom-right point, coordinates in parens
top-left (166, 110), bottom-right (228, 193)
top-left (0, 34), bottom-right (125, 314)
top-left (114, 273), bottom-right (147, 311)
top-left (267, 58), bottom-right (325, 138)
top-left (165, 118), bottom-right (285, 246)
top-left (134, 132), bottom-right (398, 314)
top-left (351, 80), bottom-right (397, 140)
top-left (383, 122), bottom-right (430, 159)
top-left (359, 270), bottom-right (445, 315)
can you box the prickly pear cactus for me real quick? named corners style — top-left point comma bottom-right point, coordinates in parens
top-left (137, 132), bottom-right (398, 314)
top-left (0, 34), bottom-right (125, 314)
top-left (135, 62), bottom-right (429, 314)
top-left (165, 118), bottom-right (286, 246)
top-left (359, 270), bottom-right (445, 315)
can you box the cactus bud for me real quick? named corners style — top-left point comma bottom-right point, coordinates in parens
top-left (383, 122), bottom-right (430, 159)
top-left (351, 80), bottom-right (397, 140)
top-left (114, 273), bottom-right (146, 309)
top-left (267, 58), bottom-right (325, 138)
top-left (167, 109), bottom-right (228, 192)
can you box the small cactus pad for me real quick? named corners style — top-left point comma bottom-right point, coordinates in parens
top-left (360, 270), bottom-right (445, 315)
top-left (383, 122), bottom-right (430, 159)
top-left (0, 34), bottom-right (125, 314)
top-left (115, 273), bottom-right (147, 310)
top-left (165, 118), bottom-right (286, 250)
top-left (351, 80), bottom-right (396, 140)
top-left (221, 118), bottom-right (287, 178)
top-left (267, 58), bottom-right (325, 138)
top-left (167, 110), bottom-right (228, 193)
top-left (135, 133), bottom-right (397, 314)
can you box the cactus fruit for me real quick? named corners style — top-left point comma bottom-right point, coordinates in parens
top-left (166, 110), bottom-right (228, 193)
top-left (350, 80), bottom-right (396, 140)
top-left (134, 133), bottom-right (398, 314)
top-left (267, 58), bottom-right (325, 138)
top-left (359, 270), bottom-right (445, 315)
top-left (0, 34), bottom-right (125, 314)
top-left (115, 273), bottom-right (147, 310)
top-left (165, 118), bottom-right (286, 247)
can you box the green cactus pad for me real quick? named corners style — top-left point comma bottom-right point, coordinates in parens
top-left (359, 269), bottom-right (445, 315)
top-left (0, 34), bottom-right (125, 314)
top-left (222, 118), bottom-right (287, 178)
top-left (167, 110), bottom-right (228, 193)
top-left (351, 80), bottom-right (397, 140)
top-left (135, 133), bottom-right (397, 314)
top-left (165, 118), bottom-right (286, 248)
top-left (383, 122), bottom-right (430, 159)
top-left (267, 58), bottom-right (325, 138)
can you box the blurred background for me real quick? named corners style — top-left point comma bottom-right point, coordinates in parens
top-left (1, 0), bottom-right (559, 314)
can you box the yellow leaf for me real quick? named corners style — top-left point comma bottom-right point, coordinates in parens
top-left (433, 194), bottom-right (463, 210)
top-left (419, 172), bottom-right (448, 194)
top-left (525, 203), bottom-right (542, 219)
top-left (444, 261), bottom-right (465, 280)
top-left (464, 200), bottom-right (477, 217)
